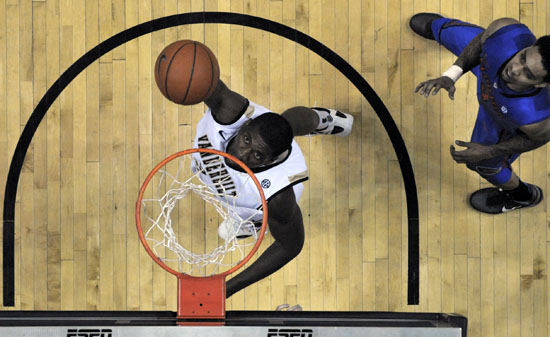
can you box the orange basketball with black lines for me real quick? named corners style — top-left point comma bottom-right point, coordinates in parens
top-left (154, 40), bottom-right (220, 105)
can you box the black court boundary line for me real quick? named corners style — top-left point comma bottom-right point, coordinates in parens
top-left (2, 12), bottom-right (419, 306)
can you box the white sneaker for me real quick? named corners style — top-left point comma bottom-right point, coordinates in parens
top-left (218, 217), bottom-right (263, 241)
top-left (311, 107), bottom-right (354, 137)
top-left (275, 304), bottom-right (303, 311)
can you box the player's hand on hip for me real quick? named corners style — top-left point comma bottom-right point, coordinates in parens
top-left (450, 140), bottom-right (494, 164)
top-left (415, 76), bottom-right (456, 100)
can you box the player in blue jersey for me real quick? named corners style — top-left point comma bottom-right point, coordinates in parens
top-left (410, 13), bottom-right (550, 214)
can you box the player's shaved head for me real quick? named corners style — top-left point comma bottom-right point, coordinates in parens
top-left (248, 113), bottom-right (294, 157)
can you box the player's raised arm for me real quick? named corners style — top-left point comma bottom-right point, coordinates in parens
top-left (204, 79), bottom-right (249, 125)
top-left (481, 18), bottom-right (521, 43)
top-left (411, 15), bottom-right (520, 100)
top-left (448, 18), bottom-right (520, 74)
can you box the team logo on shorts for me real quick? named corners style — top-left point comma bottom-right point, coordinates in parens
top-left (261, 179), bottom-right (271, 189)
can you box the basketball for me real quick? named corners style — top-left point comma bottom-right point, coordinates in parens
top-left (154, 40), bottom-right (220, 105)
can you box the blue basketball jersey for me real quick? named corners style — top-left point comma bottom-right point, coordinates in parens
top-left (477, 24), bottom-right (550, 135)
top-left (434, 18), bottom-right (550, 184)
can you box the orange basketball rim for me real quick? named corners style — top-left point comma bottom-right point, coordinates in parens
top-left (135, 148), bottom-right (268, 325)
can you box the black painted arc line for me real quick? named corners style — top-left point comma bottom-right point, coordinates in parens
top-left (3, 12), bottom-right (419, 306)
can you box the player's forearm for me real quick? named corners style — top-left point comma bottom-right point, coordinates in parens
top-left (204, 80), bottom-right (248, 124)
top-left (453, 32), bottom-right (483, 74)
top-left (204, 79), bottom-right (228, 110)
top-left (489, 133), bottom-right (548, 157)
top-left (225, 241), bottom-right (298, 298)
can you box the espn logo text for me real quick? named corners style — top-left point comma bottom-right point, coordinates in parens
top-left (67, 329), bottom-right (113, 337)
top-left (267, 328), bottom-right (314, 337)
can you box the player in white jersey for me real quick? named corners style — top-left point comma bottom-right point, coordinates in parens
top-left (193, 100), bottom-right (309, 224)
top-left (198, 79), bottom-right (354, 298)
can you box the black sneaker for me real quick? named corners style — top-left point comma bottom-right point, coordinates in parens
top-left (469, 184), bottom-right (544, 214)
top-left (409, 13), bottom-right (444, 40)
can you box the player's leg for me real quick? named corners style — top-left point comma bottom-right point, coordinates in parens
top-left (281, 106), bottom-right (318, 135)
top-left (466, 155), bottom-right (543, 214)
top-left (466, 107), bottom-right (543, 213)
top-left (204, 80), bottom-right (249, 124)
top-left (497, 172), bottom-right (543, 206)
top-left (281, 106), bottom-right (353, 137)
top-left (469, 167), bottom-right (543, 214)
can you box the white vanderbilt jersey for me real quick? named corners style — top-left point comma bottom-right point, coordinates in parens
top-left (192, 101), bottom-right (309, 222)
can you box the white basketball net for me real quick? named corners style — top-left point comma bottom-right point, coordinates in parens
top-left (139, 152), bottom-right (264, 276)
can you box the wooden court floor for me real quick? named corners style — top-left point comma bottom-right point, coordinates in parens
top-left (1, 1), bottom-right (549, 337)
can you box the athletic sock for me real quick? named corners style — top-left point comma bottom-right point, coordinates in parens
top-left (506, 181), bottom-right (532, 202)
top-left (312, 108), bottom-right (332, 131)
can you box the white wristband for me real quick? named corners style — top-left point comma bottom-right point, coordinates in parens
top-left (442, 65), bottom-right (464, 83)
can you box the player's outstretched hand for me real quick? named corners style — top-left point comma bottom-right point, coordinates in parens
top-left (450, 140), bottom-right (494, 164)
top-left (415, 76), bottom-right (456, 100)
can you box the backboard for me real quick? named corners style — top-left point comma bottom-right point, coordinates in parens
top-left (0, 310), bottom-right (467, 337)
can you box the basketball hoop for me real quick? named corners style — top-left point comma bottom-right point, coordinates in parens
top-left (135, 148), bottom-right (268, 325)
